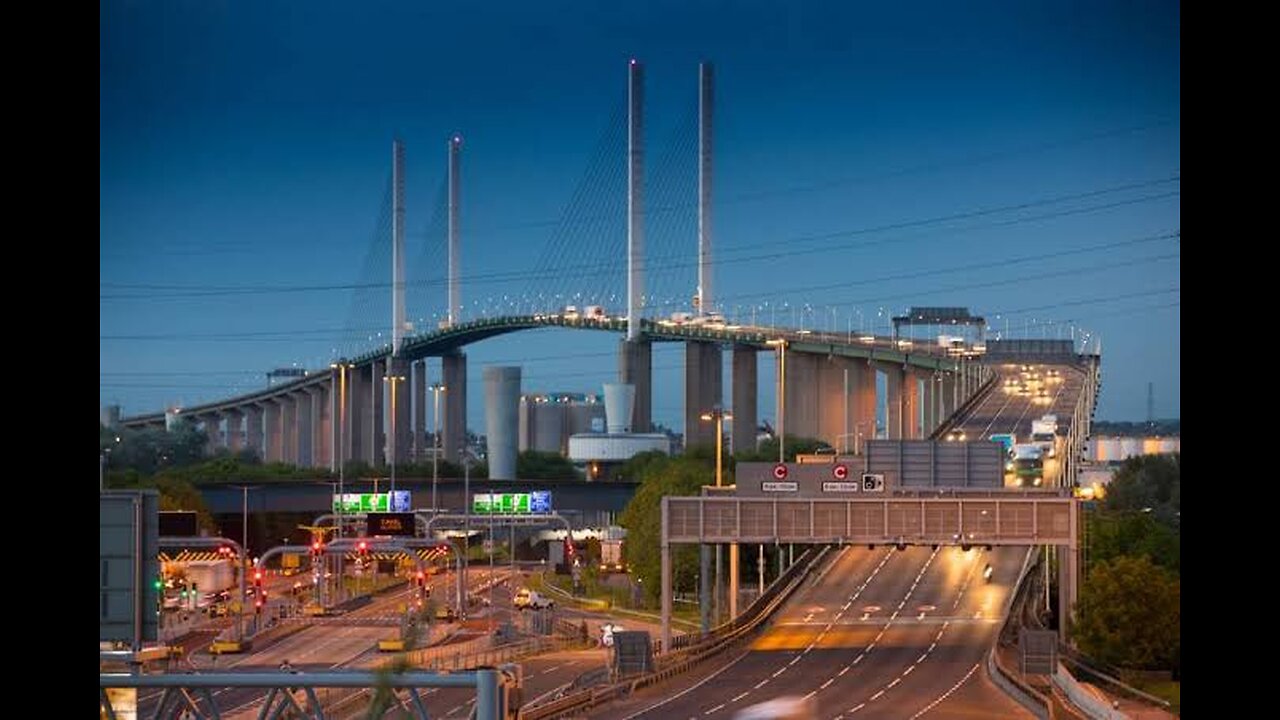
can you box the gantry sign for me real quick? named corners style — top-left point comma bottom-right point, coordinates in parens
top-left (657, 491), bottom-right (1081, 649)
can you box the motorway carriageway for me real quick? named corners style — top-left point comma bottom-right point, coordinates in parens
top-left (592, 544), bottom-right (1033, 720)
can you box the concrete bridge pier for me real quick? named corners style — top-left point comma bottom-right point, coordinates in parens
top-left (852, 360), bottom-right (877, 452)
top-left (783, 350), bottom-right (820, 443)
top-left (879, 362), bottom-right (903, 440)
top-left (313, 385), bottom-right (331, 469)
top-left (346, 364), bottom-right (368, 467)
top-left (619, 339), bottom-right (652, 433)
top-left (281, 395), bottom-right (299, 465)
top-left (388, 357), bottom-right (411, 467)
top-left (245, 405), bottom-right (264, 460)
top-left (264, 401), bottom-right (283, 463)
top-left (922, 373), bottom-right (937, 437)
top-left (366, 359), bottom-right (385, 466)
top-left (200, 413), bottom-right (221, 456)
top-left (442, 352), bottom-right (467, 462)
top-left (412, 359), bottom-right (428, 462)
top-left (684, 341), bottom-right (723, 449)
top-left (904, 368), bottom-right (921, 439)
top-left (731, 346), bottom-right (757, 457)
top-left (295, 391), bottom-right (314, 466)
top-left (225, 409), bottom-right (244, 454)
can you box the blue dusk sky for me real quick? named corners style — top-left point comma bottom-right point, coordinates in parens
top-left (100, 1), bottom-right (1180, 433)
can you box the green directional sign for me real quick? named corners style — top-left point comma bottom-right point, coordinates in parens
top-left (471, 492), bottom-right (549, 515)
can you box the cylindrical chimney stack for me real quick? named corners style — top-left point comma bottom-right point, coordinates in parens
top-left (483, 367), bottom-right (521, 480)
top-left (603, 383), bottom-right (636, 434)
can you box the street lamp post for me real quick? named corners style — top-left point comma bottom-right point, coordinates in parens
top-left (429, 383), bottom-right (446, 518)
top-left (231, 484), bottom-right (260, 639)
top-left (700, 406), bottom-right (734, 623)
top-left (384, 373), bottom-right (406, 495)
top-left (461, 443), bottom-right (472, 618)
top-left (331, 361), bottom-right (353, 539)
top-left (766, 339), bottom-right (788, 463)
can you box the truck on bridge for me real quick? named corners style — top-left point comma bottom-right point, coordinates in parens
top-left (1010, 444), bottom-right (1045, 486)
top-left (1031, 415), bottom-right (1058, 458)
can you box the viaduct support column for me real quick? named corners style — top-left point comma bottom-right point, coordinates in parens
top-left (619, 340), bottom-right (652, 433)
top-left (225, 409), bottom-right (244, 454)
top-left (816, 356), bottom-right (849, 451)
top-left (367, 359), bottom-right (385, 466)
top-left (853, 361), bottom-right (877, 452)
top-left (388, 357), bottom-right (411, 467)
top-left (201, 414), bottom-right (221, 456)
top-left (282, 395), bottom-right (299, 465)
top-left (684, 341), bottom-right (723, 448)
top-left (880, 362), bottom-right (904, 440)
top-left (731, 346), bottom-right (757, 457)
top-left (311, 385), bottom-right (330, 469)
top-left (783, 351), bottom-right (820, 442)
top-left (296, 391), bottom-right (314, 467)
top-left (264, 402), bottom-right (283, 463)
top-left (922, 374), bottom-right (935, 437)
top-left (244, 405), bottom-right (264, 460)
top-left (442, 352), bottom-right (468, 462)
top-left (904, 369), bottom-right (920, 439)
top-left (347, 365), bottom-right (368, 466)
top-left (940, 373), bottom-right (955, 424)
top-left (413, 360), bottom-right (428, 462)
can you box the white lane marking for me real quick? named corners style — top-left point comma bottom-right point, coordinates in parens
top-left (870, 690), bottom-right (885, 701)
top-left (887, 677), bottom-right (901, 689)
top-left (820, 678), bottom-right (834, 690)
top-left (908, 662), bottom-right (981, 719)
top-left (753, 679), bottom-right (769, 690)
top-left (772, 667), bottom-right (787, 677)
top-left (704, 703), bottom-right (725, 715)
top-left (730, 692), bottom-right (748, 703)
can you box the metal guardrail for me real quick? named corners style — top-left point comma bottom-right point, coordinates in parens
top-left (519, 546), bottom-right (828, 720)
top-left (100, 669), bottom-right (508, 720)
top-left (989, 550), bottom-right (1055, 720)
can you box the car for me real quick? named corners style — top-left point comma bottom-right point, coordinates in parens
top-left (434, 606), bottom-right (457, 622)
top-left (513, 588), bottom-right (554, 610)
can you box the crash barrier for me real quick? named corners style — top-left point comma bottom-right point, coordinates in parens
top-left (519, 546), bottom-right (827, 720)
top-left (100, 669), bottom-right (515, 720)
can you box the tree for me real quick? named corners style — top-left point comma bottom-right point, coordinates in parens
top-left (735, 435), bottom-right (831, 464)
top-left (618, 455), bottom-right (712, 604)
top-left (1071, 555), bottom-right (1180, 671)
top-left (1088, 510), bottom-right (1180, 575)
top-left (517, 451), bottom-right (581, 479)
top-left (1104, 454), bottom-right (1180, 524)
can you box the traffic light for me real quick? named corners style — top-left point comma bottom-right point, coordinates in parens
top-left (357, 540), bottom-right (369, 555)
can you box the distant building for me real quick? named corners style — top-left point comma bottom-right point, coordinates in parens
top-left (518, 392), bottom-right (606, 454)
top-left (1084, 436), bottom-right (1180, 463)
top-left (567, 383), bottom-right (670, 480)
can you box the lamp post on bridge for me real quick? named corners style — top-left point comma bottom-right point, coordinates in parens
top-left (429, 382), bottom-right (446, 519)
top-left (330, 360), bottom-right (354, 539)
top-left (766, 339), bottom-right (788, 463)
top-left (700, 406), bottom-right (734, 624)
top-left (384, 373), bottom-right (407, 495)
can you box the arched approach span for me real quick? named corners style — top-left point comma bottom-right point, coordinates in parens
top-left (120, 314), bottom-right (964, 426)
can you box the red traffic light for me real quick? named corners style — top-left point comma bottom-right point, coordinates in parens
top-left (311, 540), bottom-right (324, 554)
top-left (357, 540), bottom-right (369, 553)
top-left (253, 569), bottom-right (263, 583)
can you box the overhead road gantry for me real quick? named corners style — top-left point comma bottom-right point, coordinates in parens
top-left (657, 491), bottom-right (1081, 649)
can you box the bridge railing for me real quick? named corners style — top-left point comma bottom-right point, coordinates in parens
top-left (519, 546), bottom-right (829, 720)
